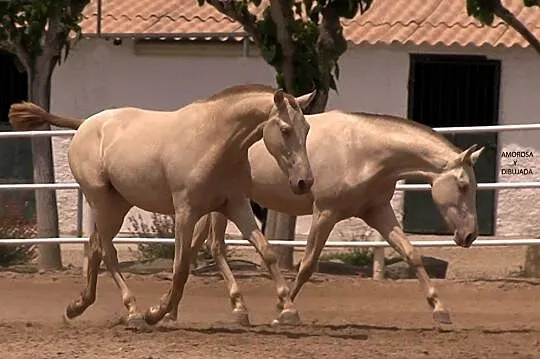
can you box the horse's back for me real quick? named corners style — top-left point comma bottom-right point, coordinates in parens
top-left (247, 111), bottom-right (395, 214)
top-left (69, 106), bottom-right (203, 213)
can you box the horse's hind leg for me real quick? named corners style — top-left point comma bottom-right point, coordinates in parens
top-left (361, 203), bottom-right (451, 324)
top-left (65, 189), bottom-right (138, 322)
top-left (209, 212), bottom-right (250, 326)
top-left (65, 225), bottom-right (102, 320)
top-left (98, 199), bottom-right (140, 324)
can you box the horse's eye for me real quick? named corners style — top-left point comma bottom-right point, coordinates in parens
top-left (458, 180), bottom-right (469, 191)
top-left (279, 123), bottom-right (292, 135)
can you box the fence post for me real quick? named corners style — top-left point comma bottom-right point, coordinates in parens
top-left (82, 196), bottom-right (93, 279)
top-left (372, 233), bottom-right (385, 280)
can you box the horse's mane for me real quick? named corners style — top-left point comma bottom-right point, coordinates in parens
top-left (200, 84), bottom-right (296, 103)
top-left (351, 111), bottom-right (461, 154)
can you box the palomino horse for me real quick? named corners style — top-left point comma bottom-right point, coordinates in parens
top-left (191, 110), bottom-right (485, 326)
top-left (8, 84), bottom-right (316, 326)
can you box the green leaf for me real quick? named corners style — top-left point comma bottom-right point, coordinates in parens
top-left (478, 8), bottom-right (495, 25)
top-left (466, 0), bottom-right (476, 16)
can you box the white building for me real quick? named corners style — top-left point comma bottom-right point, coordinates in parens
top-left (3, 0), bottom-right (538, 240)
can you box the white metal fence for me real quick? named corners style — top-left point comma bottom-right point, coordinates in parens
top-left (1, 124), bottom-right (539, 278)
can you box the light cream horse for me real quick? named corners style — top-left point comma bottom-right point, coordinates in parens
top-left (191, 111), bottom-right (485, 326)
top-left (8, 84), bottom-right (316, 327)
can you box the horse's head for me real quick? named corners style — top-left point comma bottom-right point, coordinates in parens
top-left (431, 144), bottom-right (485, 248)
top-left (263, 89), bottom-right (316, 195)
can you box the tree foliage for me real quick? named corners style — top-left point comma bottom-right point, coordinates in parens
top-left (200, 0), bottom-right (373, 269)
top-left (0, 0), bottom-right (88, 73)
top-left (201, 0), bottom-right (372, 98)
top-left (466, 0), bottom-right (540, 55)
top-left (0, 0), bottom-right (89, 270)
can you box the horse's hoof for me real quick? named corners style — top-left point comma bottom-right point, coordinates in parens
top-left (125, 313), bottom-right (151, 332)
top-left (433, 308), bottom-right (452, 325)
top-left (271, 308), bottom-right (301, 326)
top-left (143, 306), bottom-right (162, 325)
top-left (65, 303), bottom-right (81, 320)
top-left (62, 313), bottom-right (73, 326)
top-left (157, 313), bottom-right (178, 329)
top-left (232, 308), bottom-right (251, 327)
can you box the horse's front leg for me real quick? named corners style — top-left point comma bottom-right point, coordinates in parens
top-left (143, 207), bottom-right (197, 325)
top-left (224, 197), bottom-right (299, 326)
top-left (362, 203), bottom-right (451, 324)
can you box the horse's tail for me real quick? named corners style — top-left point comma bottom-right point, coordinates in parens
top-left (9, 101), bottom-right (84, 131)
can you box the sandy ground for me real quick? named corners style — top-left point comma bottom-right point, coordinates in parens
top-left (1, 239), bottom-right (539, 359)
top-left (0, 270), bottom-right (539, 359)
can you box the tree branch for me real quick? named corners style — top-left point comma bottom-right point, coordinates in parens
top-left (268, 0), bottom-right (296, 92)
top-left (493, 0), bottom-right (540, 55)
top-left (205, 0), bottom-right (264, 48)
top-left (309, 3), bottom-right (348, 113)
top-left (0, 38), bottom-right (31, 71)
top-left (43, 7), bottom-right (62, 64)
top-left (0, 40), bottom-right (16, 53)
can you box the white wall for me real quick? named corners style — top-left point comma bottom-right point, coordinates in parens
top-left (50, 38), bottom-right (540, 239)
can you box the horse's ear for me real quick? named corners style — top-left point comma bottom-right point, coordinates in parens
top-left (294, 89), bottom-right (317, 113)
top-left (457, 144), bottom-right (480, 165)
top-left (273, 89), bottom-right (285, 108)
top-left (469, 146), bottom-right (485, 166)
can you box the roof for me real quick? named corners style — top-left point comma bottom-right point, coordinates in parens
top-left (80, 0), bottom-right (540, 48)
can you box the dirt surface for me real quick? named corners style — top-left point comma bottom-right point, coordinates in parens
top-left (0, 268), bottom-right (539, 359)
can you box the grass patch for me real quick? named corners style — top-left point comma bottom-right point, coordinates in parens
top-left (320, 249), bottom-right (402, 266)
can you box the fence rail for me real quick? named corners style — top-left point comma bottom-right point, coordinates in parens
top-left (2, 181), bottom-right (540, 192)
top-left (0, 237), bottom-right (539, 247)
top-left (1, 123), bottom-right (540, 280)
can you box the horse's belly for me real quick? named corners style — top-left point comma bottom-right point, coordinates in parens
top-left (103, 145), bottom-right (177, 214)
top-left (108, 167), bottom-right (175, 214)
top-left (249, 182), bottom-right (313, 215)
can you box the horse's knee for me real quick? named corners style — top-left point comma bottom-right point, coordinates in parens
top-left (210, 241), bottom-right (224, 258)
top-left (261, 245), bottom-right (277, 265)
top-left (408, 252), bottom-right (423, 267)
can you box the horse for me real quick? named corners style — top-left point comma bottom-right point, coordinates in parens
top-left (8, 84), bottom-right (316, 327)
top-left (190, 110), bottom-right (485, 326)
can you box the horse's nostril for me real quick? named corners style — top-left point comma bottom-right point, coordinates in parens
top-left (298, 179), bottom-right (306, 189)
top-left (465, 233), bottom-right (475, 246)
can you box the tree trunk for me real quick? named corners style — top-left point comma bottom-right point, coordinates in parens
top-left (492, 0), bottom-right (540, 55)
top-left (523, 245), bottom-right (540, 277)
top-left (28, 62), bottom-right (62, 270)
top-left (265, 211), bottom-right (296, 270)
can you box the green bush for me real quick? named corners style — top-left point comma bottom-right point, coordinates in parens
top-left (0, 198), bottom-right (36, 266)
top-left (127, 213), bottom-right (214, 263)
top-left (320, 248), bottom-right (402, 266)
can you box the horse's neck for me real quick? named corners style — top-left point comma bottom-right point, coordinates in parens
top-left (383, 136), bottom-right (458, 183)
top-left (216, 95), bottom-right (272, 153)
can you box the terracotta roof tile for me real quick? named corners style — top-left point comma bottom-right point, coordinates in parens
top-left (80, 0), bottom-right (540, 48)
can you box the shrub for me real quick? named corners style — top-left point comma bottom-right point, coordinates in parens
top-left (127, 212), bottom-right (215, 264)
top-left (320, 248), bottom-right (402, 266)
top-left (0, 197), bottom-right (37, 266)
